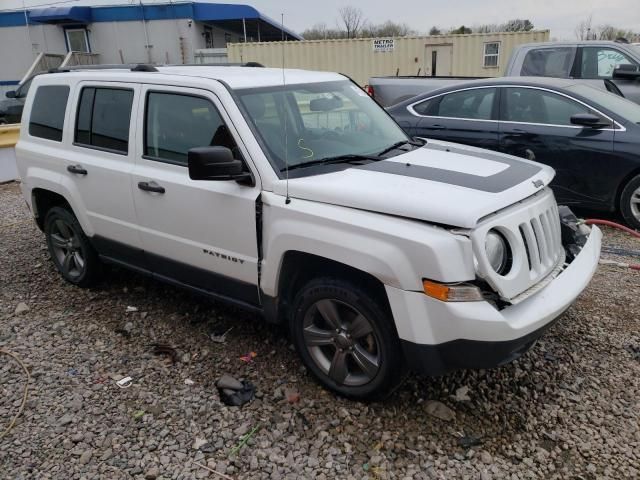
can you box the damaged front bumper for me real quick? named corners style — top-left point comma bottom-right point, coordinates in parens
top-left (388, 208), bottom-right (602, 376)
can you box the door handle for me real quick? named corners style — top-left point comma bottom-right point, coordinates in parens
top-left (429, 124), bottom-right (446, 130)
top-left (504, 129), bottom-right (535, 137)
top-left (138, 181), bottom-right (165, 194)
top-left (67, 164), bottom-right (87, 175)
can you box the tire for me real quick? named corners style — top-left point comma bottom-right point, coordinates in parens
top-left (44, 206), bottom-right (102, 287)
top-left (620, 174), bottom-right (640, 231)
top-left (289, 277), bottom-right (406, 400)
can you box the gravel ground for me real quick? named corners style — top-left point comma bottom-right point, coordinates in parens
top-left (1, 181), bottom-right (639, 480)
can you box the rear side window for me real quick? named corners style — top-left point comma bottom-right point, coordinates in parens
top-left (521, 47), bottom-right (575, 77)
top-left (75, 87), bottom-right (133, 154)
top-left (29, 85), bottom-right (70, 142)
top-left (436, 88), bottom-right (496, 120)
top-left (145, 92), bottom-right (238, 166)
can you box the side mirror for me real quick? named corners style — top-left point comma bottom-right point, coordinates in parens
top-left (187, 146), bottom-right (252, 183)
top-left (612, 64), bottom-right (640, 80)
top-left (570, 113), bottom-right (610, 128)
top-left (5, 91), bottom-right (16, 99)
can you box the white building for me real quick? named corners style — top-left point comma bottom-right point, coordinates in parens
top-left (0, 2), bottom-right (301, 94)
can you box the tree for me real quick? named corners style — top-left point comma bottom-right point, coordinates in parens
top-left (338, 6), bottom-right (365, 39)
top-left (301, 23), bottom-right (331, 40)
top-left (596, 25), bottom-right (636, 41)
top-left (574, 15), bottom-right (594, 40)
top-left (503, 19), bottom-right (534, 32)
top-left (429, 26), bottom-right (442, 36)
top-left (362, 21), bottom-right (417, 38)
top-left (450, 25), bottom-right (472, 35)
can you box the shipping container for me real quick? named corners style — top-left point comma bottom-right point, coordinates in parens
top-left (228, 30), bottom-right (551, 85)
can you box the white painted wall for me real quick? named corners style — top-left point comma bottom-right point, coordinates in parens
top-left (0, 19), bottom-right (246, 82)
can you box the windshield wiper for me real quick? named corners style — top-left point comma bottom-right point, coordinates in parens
top-left (281, 154), bottom-right (380, 172)
top-left (376, 138), bottom-right (426, 157)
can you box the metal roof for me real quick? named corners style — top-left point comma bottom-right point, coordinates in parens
top-left (0, 2), bottom-right (302, 40)
top-left (29, 6), bottom-right (91, 24)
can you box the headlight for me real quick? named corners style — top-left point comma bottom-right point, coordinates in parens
top-left (485, 230), bottom-right (510, 275)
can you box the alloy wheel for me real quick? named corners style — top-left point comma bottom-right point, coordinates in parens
top-left (302, 298), bottom-right (381, 387)
top-left (630, 185), bottom-right (640, 222)
top-left (49, 219), bottom-right (86, 279)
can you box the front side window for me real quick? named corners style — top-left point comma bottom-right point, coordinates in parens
top-left (75, 87), bottom-right (133, 153)
top-left (235, 80), bottom-right (407, 172)
top-left (29, 85), bottom-right (70, 142)
top-left (145, 92), bottom-right (239, 166)
top-left (484, 42), bottom-right (500, 68)
top-left (582, 47), bottom-right (637, 79)
top-left (433, 88), bottom-right (496, 120)
top-left (502, 87), bottom-right (590, 125)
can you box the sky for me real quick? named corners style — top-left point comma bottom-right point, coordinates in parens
top-left (1, 0), bottom-right (639, 40)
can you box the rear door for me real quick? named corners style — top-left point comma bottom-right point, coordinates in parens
top-left (130, 84), bottom-right (261, 306)
top-left (64, 82), bottom-right (143, 265)
top-left (410, 86), bottom-right (500, 150)
top-left (498, 86), bottom-right (618, 208)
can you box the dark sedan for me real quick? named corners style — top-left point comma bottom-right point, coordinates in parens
top-left (387, 77), bottom-right (640, 229)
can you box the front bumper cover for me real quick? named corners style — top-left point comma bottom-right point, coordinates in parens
top-left (394, 219), bottom-right (602, 376)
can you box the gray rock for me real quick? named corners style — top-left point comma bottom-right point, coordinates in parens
top-left (78, 450), bottom-right (92, 465)
top-left (14, 302), bottom-right (30, 315)
top-left (424, 401), bottom-right (455, 422)
top-left (480, 450), bottom-right (493, 464)
top-left (58, 414), bottom-right (73, 426)
top-left (217, 374), bottom-right (243, 390)
top-left (145, 467), bottom-right (159, 480)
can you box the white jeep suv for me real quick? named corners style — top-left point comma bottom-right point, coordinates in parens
top-left (16, 64), bottom-right (601, 399)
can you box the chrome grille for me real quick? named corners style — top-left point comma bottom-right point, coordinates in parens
top-left (519, 204), bottom-right (563, 275)
top-left (472, 189), bottom-right (565, 303)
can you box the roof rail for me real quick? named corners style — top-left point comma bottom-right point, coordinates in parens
top-left (46, 62), bottom-right (264, 75)
top-left (48, 64), bottom-right (159, 74)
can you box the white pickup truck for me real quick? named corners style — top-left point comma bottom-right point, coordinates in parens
top-left (16, 65), bottom-right (601, 399)
top-left (369, 41), bottom-right (640, 106)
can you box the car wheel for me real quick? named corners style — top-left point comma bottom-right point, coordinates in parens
top-left (290, 278), bottom-right (406, 400)
top-left (620, 174), bottom-right (640, 231)
top-left (44, 206), bottom-right (102, 287)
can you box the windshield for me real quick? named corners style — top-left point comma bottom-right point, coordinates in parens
top-left (235, 80), bottom-right (408, 173)
top-left (567, 83), bottom-right (640, 124)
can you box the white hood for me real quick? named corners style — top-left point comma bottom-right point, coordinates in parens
top-left (274, 140), bottom-right (555, 229)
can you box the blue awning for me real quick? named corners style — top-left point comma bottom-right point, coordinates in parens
top-left (29, 6), bottom-right (92, 25)
top-left (192, 3), bottom-right (302, 41)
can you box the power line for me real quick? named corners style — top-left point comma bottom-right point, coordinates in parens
top-left (0, 0), bottom-right (81, 13)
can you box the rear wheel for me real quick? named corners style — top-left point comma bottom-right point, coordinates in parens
top-left (290, 278), bottom-right (406, 400)
top-left (44, 207), bottom-right (102, 287)
top-left (620, 174), bottom-right (640, 231)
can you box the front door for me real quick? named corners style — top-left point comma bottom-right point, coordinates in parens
top-left (131, 85), bottom-right (261, 306)
top-left (425, 44), bottom-right (452, 77)
top-left (65, 28), bottom-right (90, 53)
top-left (412, 86), bottom-right (500, 150)
top-left (498, 86), bottom-right (617, 208)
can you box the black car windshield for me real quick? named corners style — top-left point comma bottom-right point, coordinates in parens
top-left (235, 80), bottom-right (409, 173)
top-left (567, 84), bottom-right (640, 124)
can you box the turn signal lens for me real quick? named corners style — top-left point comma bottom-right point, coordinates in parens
top-left (422, 280), bottom-right (484, 302)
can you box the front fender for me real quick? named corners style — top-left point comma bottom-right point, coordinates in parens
top-left (259, 192), bottom-right (475, 297)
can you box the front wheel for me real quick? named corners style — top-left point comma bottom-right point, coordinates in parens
top-left (620, 174), bottom-right (640, 231)
top-left (290, 278), bottom-right (406, 400)
top-left (44, 206), bottom-right (102, 287)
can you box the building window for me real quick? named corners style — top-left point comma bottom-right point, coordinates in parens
top-left (29, 85), bottom-right (70, 142)
top-left (75, 87), bottom-right (134, 154)
top-left (483, 42), bottom-right (500, 68)
top-left (65, 28), bottom-right (90, 53)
